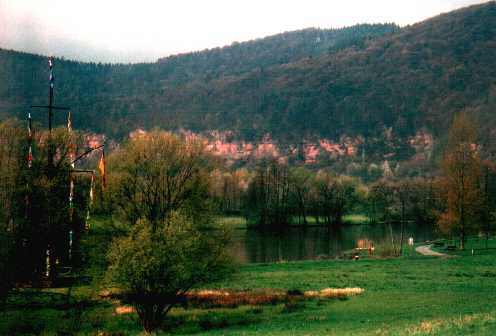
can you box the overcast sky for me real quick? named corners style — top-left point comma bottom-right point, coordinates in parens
top-left (0, 0), bottom-right (491, 63)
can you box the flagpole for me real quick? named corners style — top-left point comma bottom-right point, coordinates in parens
top-left (29, 57), bottom-right (70, 283)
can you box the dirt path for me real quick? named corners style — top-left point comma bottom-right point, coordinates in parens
top-left (415, 245), bottom-right (449, 257)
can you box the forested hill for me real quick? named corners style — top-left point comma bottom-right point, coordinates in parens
top-left (155, 24), bottom-right (399, 81)
top-left (0, 23), bottom-right (398, 136)
top-left (1, 2), bottom-right (495, 156)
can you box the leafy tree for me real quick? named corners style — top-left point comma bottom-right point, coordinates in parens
top-left (106, 131), bottom-right (233, 332)
top-left (108, 131), bottom-right (215, 231)
top-left (438, 113), bottom-right (481, 249)
top-left (107, 214), bottom-right (231, 332)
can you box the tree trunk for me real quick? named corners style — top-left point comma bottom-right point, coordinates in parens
top-left (460, 230), bottom-right (465, 250)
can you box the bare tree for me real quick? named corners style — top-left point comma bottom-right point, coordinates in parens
top-left (438, 113), bottom-right (481, 249)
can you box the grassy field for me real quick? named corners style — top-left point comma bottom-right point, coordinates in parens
top-left (431, 237), bottom-right (496, 256)
top-left (216, 214), bottom-right (371, 229)
top-left (215, 216), bottom-right (247, 229)
top-left (342, 214), bottom-right (370, 225)
top-left (1, 218), bottom-right (496, 335)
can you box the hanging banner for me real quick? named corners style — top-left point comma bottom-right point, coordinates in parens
top-left (69, 176), bottom-right (74, 221)
top-left (27, 112), bottom-right (33, 168)
top-left (99, 150), bottom-right (106, 189)
top-left (90, 172), bottom-right (95, 206)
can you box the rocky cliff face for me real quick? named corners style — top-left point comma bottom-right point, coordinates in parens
top-left (126, 128), bottom-right (435, 179)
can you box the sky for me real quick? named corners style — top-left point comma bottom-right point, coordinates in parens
top-left (0, 0), bottom-right (491, 63)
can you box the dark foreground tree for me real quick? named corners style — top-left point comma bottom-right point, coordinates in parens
top-left (0, 119), bottom-right (23, 298)
top-left (106, 131), bottom-right (233, 332)
top-left (0, 117), bottom-right (92, 287)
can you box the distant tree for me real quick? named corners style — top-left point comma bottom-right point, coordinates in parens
top-left (244, 158), bottom-right (290, 229)
top-left (106, 131), bottom-right (233, 332)
top-left (368, 180), bottom-right (395, 224)
top-left (407, 177), bottom-right (438, 226)
top-left (211, 169), bottom-right (249, 215)
top-left (480, 161), bottom-right (496, 248)
top-left (392, 179), bottom-right (414, 255)
top-left (313, 172), bottom-right (358, 226)
top-left (288, 167), bottom-right (313, 225)
top-left (438, 113), bottom-right (481, 249)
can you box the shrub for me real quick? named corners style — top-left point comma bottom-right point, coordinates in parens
top-left (107, 214), bottom-right (232, 332)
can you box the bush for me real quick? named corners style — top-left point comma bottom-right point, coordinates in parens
top-left (107, 214), bottom-right (232, 332)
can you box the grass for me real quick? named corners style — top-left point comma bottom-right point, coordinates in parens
top-left (216, 214), bottom-right (371, 229)
top-left (342, 214), bottom-right (370, 225)
top-left (2, 218), bottom-right (496, 335)
top-left (215, 216), bottom-right (247, 229)
top-left (292, 214), bottom-right (370, 226)
top-left (431, 237), bottom-right (496, 256)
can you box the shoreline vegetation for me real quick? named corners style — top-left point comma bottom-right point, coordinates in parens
top-left (1, 216), bottom-right (496, 335)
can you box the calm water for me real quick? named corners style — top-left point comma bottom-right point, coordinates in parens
top-left (231, 223), bottom-right (437, 263)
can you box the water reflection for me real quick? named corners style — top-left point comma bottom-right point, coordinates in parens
top-left (231, 223), bottom-right (437, 263)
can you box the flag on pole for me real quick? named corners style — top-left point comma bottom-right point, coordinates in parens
top-left (67, 111), bottom-right (75, 168)
top-left (67, 111), bottom-right (72, 132)
top-left (89, 172), bottom-right (95, 206)
top-left (86, 172), bottom-right (95, 230)
top-left (99, 150), bottom-right (106, 189)
top-left (49, 57), bottom-right (54, 88)
top-left (27, 146), bottom-right (33, 168)
top-left (69, 176), bottom-right (74, 221)
top-left (27, 112), bottom-right (33, 168)
top-left (28, 113), bottom-right (32, 138)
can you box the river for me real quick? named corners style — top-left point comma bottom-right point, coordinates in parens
top-left (231, 223), bottom-right (437, 263)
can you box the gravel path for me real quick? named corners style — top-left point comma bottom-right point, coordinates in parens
top-left (415, 245), bottom-right (449, 257)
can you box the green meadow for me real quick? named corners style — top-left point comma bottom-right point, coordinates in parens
top-left (1, 218), bottom-right (496, 335)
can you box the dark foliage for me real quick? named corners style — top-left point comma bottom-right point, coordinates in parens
top-left (0, 24), bottom-right (398, 140)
